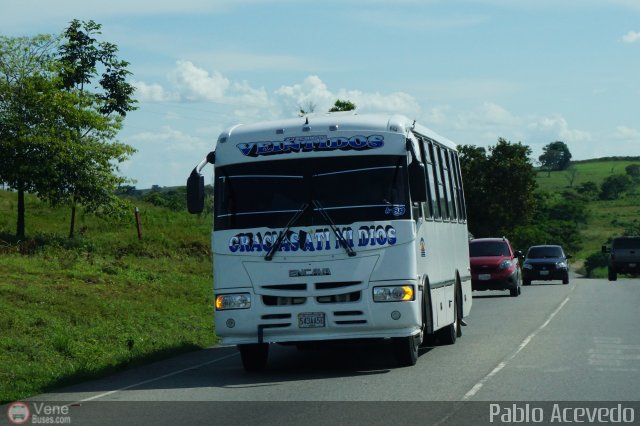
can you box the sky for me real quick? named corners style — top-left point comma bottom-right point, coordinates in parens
top-left (2, 0), bottom-right (639, 189)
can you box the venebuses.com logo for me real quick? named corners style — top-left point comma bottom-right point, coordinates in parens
top-left (6, 402), bottom-right (30, 424)
top-left (6, 401), bottom-right (72, 424)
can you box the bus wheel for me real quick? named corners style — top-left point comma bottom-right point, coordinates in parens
top-left (393, 335), bottom-right (419, 367)
top-left (420, 282), bottom-right (436, 347)
top-left (437, 294), bottom-right (458, 345)
top-left (238, 343), bottom-right (269, 372)
top-left (455, 285), bottom-right (463, 338)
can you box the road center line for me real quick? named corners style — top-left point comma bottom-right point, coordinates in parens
top-left (69, 350), bottom-right (238, 404)
top-left (462, 290), bottom-right (573, 400)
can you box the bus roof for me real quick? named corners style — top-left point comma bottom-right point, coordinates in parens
top-left (213, 112), bottom-right (458, 166)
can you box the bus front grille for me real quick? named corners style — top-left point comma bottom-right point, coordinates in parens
top-left (316, 291), bottom-right (361, 304)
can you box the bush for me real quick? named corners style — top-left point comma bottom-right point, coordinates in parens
top-left (576, 181), bottom-right (599, 200)
top-left (625, 164), bottom-right (640, 178)
top-left (142, 189), bottom-right (186, 212)
top-left (584, 251), bottom-right (609, 278)
top-left (600, 174), bottom-right (632, 200)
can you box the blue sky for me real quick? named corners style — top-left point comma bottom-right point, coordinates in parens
top-left (3, 0), bottom-right (639, 188)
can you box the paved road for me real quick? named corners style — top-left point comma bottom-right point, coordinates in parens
top-left (20, 275), bottom-right (640, 424)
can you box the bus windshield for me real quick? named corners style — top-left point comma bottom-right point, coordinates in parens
top-left (214, 155), bottom-right (410, 230)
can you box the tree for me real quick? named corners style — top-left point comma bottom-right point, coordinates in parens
top-left (564, 166), bottom-right (578, 187)
top-left (547, 197), bottom-right (589, 226)
top-left (539, 141), bottom-right (572, 175)
top-left (0, 34), bottom-right (62, 238)
top-left (54, 19), bottom-right (137, 238)
top-left (457, 145), bottom-right (490, 236)
top-left (600, 174), bottom-right (632, 200)
top-left (625, 163), bottom-right (640, 179)
top-left (0, 21), bottom-right (136, 240)
top-left (458, 138), bottom-right (537, 238)
top-left (328, 99), bottom-right (356, 112)
top-left (298, 101), bottom-right (316, 117)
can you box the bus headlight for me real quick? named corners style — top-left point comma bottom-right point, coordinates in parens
top-left (215, 293), bottom-right (251, 310)
top-left (373, 285), bottom-right (414, 302)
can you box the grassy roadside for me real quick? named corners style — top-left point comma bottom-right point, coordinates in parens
top-left (0, 190), bottom-right (217, 403)
top-left (535, 159), bottom-right (640, 277)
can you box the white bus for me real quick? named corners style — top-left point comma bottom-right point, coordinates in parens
top-left (187, 113), bottom-right (471, 371)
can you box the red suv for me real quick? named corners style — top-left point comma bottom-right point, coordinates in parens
top-left (469, 237), bottom-right (522, 297)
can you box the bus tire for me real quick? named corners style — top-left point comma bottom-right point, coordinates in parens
top-left (420, 279), bottom-right (436, 347)
top-left (393, 335), bottom-right (419, 367)
top-left (238, 343), bottom-right (269, 372)
top-left (608, 268), bottom-right (617, 281)
top-left (437, 291), bottom-right (458, 345)
top-left (455, 281), bottom-right (463, 338)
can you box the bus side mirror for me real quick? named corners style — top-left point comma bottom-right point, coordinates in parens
top-left (602, 245), bottom-right (610, 254)
top-left (409, 161), bottom-right (427, 203)
top-left (187, 168), bottom-right (205, 214)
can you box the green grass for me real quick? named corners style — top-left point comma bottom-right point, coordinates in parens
top-left (0, 190), bottom-right (217, 403)
top-left (535, 159), bottom-right (640, 271)
top-left (535, 159), bottom-right (639, 192)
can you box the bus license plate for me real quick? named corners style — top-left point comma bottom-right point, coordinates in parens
top-left (478, 274), bottom-right (491, 281)
top-left (298, 312), bottom-right (325, 328)
top-left (540, 270), bottom-right (549, 276)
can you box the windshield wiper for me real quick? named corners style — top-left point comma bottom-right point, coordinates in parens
top-left (264, 203), bottom-right (308, 261)
top-left (312, 200), bottom-right (356, 257)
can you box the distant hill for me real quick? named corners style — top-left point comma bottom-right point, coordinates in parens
top-left (534, 157), bottom-right (640, 266)
top-left (536, 157), bottom-right (640, 193)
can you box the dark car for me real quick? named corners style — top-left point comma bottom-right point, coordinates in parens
top-left (522, 245), bottom-right (570, 285)
top-left (469, 237), bottom-right (522, 297)
top-left (602, 236), bottom-right (640, 281)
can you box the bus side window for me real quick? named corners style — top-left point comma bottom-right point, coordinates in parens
top-left (418, 137), bottom-right (434, 219)
top-left (452, 153), bottom-right (467, 221)
top-left (444, 149), bottom-right (458, 220)
top-left (427, 141), bottom-right (441, 219)
top-left (436, 145), bottom-right (450, 221)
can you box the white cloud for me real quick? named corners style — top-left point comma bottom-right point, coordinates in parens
top-left (121, 126), bottom-right (214, 188)
top-left (275, 76), bottom-right (335, 114)
top-left (337, 90), bottom-right (421, 116)
top-left (274, 75), bottom-right (421, 117)
top-left (421, 106), bottom-right (452, 126)
top-left (527, 115), bottom-right (592, 143)
top-left (133, 81), bottom-right (176, 102)
top-left (136, 61), bottom-right (272, 112)
top-left (451, 102), bottom-right (522, 132)
top-left (420, 103), bottom-right (594, 156)
top-left (613, 126), bottom-right (640, 141)
top-left (168, 61), bottom-right (230, 102)
top-left (621, 30), bottom-right (640, 43)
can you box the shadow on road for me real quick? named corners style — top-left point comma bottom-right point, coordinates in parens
top-left (42, 339), bottom-right (439, 397)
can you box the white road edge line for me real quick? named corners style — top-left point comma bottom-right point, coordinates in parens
top-left (67, 351), bottom-right (238, 405)
top-left (462, 291), bottom-right (573, 401)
